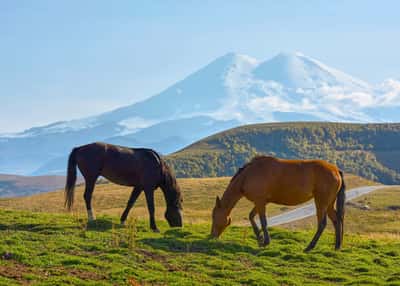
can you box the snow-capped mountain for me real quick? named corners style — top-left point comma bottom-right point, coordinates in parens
top-left (1, 52), bottom-right (400, 175)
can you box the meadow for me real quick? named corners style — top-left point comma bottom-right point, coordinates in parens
top-left (0, 173), bottom-right (399, 285)
top-left (0, 207), bottom-right (399, 286)
top-left (0, 174), bottom-right (376, 224)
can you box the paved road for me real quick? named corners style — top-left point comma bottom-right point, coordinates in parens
top-left (267, 185), bottom-right (391, 226)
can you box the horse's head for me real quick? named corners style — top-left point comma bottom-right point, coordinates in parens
top-left (210, 196), bottom-right (231, 238)
top-left (165, 205), bottom-right (183, 227)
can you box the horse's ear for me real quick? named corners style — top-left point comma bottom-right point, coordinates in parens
top-left (215, 196), bottom-right (221, 208)
top-left (227, 217), bottom-right (231, 226)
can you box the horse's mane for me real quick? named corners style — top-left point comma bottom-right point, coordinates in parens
top-left (142, 148), bottom-right (180, 199)
top-left (230, 163), bottom-right (250, 183)
top-left (160, 158), bottom-right (183, 208)
top-left (230, 155), bottom-right (268, 183)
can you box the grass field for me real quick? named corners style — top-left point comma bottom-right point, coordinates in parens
top-left (1, 175), bottom-right (399, 285)
top-left (0, 209), bottom-right (400, 286)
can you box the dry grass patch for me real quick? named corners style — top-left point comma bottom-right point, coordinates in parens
top-left (0, 174), bottom-right (377, 226)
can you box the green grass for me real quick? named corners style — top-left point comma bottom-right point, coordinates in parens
top-left (0, 210), bottom-right (399, 285)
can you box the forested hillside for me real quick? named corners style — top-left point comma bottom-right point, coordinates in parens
top-left (166, 122), bottom-right (400, 184)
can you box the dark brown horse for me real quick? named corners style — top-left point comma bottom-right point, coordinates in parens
top-left (211, 156), bottom-right (345, 251)
top-left (65, 142), bottom-right (183, 231)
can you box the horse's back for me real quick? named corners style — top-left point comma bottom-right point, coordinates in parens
top-left (73, 142), bottom-right (107, 174)
top-left (103, 144), bottom-right (162, 187)
top-left (72, 142), bottom-right (162, 187)
top-left (75, 142), bottom-right (158, 165)
top-left (241, 156), bottom-right (341, 205)
top-left (251, 156), bottom-right (340, 182)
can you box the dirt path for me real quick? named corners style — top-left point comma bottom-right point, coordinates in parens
top-left (265, 185), bottom-right (391, 226)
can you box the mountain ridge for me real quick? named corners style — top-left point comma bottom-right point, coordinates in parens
top-left (1, 51), bottom-right (400, 175)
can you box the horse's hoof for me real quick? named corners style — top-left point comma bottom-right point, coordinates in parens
top-left (304, 246), bottom-right (313, 253)
top-left (152, 228), bottom-right (160, 233)
top-left (257, 237), bottom-right (265, 247)
top-left (120, 221), bottom-right (126, 226)
top-left (259, 241), bottom-right (270, 247)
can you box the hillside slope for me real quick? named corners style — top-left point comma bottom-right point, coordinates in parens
top-left (167, 122), bottom-right (400, 184)
top-left (0, 174), bottom-right (66, 198)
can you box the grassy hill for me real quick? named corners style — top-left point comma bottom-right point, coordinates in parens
top-left (166, 122), bottom-right (400, 184)
top-left (1, 122), bottom-right (398, 198)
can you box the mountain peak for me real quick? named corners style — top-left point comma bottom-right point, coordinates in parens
top-left (275, 51), bottom-right (305, 58)
top-left (253, 51), bottom-right (369, 89)
top-left (211, 52), bottom-right (258, 68)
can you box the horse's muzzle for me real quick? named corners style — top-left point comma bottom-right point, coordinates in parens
top-left (165, 208), bottom-right (183, 227)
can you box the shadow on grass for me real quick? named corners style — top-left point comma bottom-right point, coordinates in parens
top-left (85, 218), bottom-right (118, 231)
top-left (0, 222), bottom-right (78, 234)
top-left (140, 228), bottom-right (258, 255)
top-left (0, 217), bottom-right (123, 233)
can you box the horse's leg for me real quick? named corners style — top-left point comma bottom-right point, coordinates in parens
top-left (144, 189), bottom-right (159, 232)
top-left (257, 204), bottom-right (270, 247)
top-left (120, 188), bottom-right (143, 225)
top-left (327, 204), bottom-right (341, 250)
top-left (249, 207), bottom-right (261, 241)
top-left (305, 206), bottom-right (327, 252)
top-left (83, 178), bottom-right (97, 222)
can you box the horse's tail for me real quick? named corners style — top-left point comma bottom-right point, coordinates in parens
top-left (65, 148), bottom-right (78, 210)
top-left (336, 170), bottom-right (346, 247)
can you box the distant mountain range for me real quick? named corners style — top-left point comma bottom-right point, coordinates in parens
top-left (1, 52), bottom-right (399, 175)
top-left (0, 174), bottom-right (67, 198)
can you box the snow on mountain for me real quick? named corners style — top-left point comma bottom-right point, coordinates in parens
top-left (254, 52), bottom-right (370, 89)
top-left (212, 52), bottom-right (398, 123)
top-left (1, 51), bottom-right (400, 175)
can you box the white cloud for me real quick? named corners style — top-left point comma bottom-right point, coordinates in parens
top-left (118, 117), bottom-right (158, 135)
top-left (375, 79), bottom-right (400, 106)
top-left (247, 96), bottom-right (292, 112)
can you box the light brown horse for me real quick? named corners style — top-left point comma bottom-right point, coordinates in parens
top-left (211, 156), bottom-right (345, 252)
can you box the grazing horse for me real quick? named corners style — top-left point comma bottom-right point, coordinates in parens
top-left (211, 156), bottom-right (345, 251)
top-left (64, 142), bottom-right (183, 232)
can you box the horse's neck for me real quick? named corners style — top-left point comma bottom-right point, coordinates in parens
top-left (220, 184), bottom-right (243, 216)
top-left (160, 186), bottom-right (172, 205)
top-left (160, 185), bottom-right (178, 208)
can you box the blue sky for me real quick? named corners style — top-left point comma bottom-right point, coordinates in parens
top-left (1, 1), bottom-right (399, 133)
